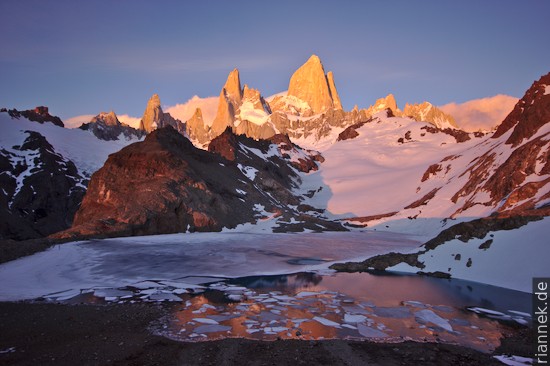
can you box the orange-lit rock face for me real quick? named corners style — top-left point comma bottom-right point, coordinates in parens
top-left (211, 69), bottom-right (243, 137)
top-left (287, 55), bottom-right (337, 114)
top-left (139, 94), bottom-right (183, 134)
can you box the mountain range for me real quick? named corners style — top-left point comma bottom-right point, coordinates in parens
top-left (1, 55), bottom-right (548, 289)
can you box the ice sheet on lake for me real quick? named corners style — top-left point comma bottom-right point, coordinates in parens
top-left (357, 324), bottom-right (389, 338)
top-left (0, 231), bottom-right (420, 301)
top-left (414, 309), bottom-right (453, 332)
top-left (193, 324), bottom-right (231, 333)
top-left (313, 316), bottom-right (341, 328)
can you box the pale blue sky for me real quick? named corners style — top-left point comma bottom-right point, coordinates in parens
top-left (1, 0), bottom-right (549, 120)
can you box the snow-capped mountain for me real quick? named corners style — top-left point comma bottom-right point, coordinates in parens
top-left (177, 55), bottom-right (464, 149)
top-left (79, 111), bottom-right (146, 141)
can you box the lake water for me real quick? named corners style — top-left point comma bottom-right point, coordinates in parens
top-left (154, 271), bottom-right (530, 352)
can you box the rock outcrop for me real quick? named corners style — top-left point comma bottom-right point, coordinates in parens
top-left (3, 106), bottom-right (64, 127)
top-left (139, 94), bottom-right (184, 133)
top-left (327, 71), bottom-right (343, 110)
top-left (0, 131), bottom-right (86, 240)
top-left (79, 111), bottom-right (146, 141)
top-left (286, 55), bottom-right (341, 114)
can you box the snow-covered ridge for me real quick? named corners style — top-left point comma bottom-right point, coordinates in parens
top-left (0, 113), bottom-right (142, 177)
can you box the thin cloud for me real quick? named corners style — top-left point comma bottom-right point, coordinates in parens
top-left (118, 114), bottom-right (141, 129)
top-left (64, 114), bottom-right (95, 128)
top-left (165, 95), bottom-right (218, 126)
top-left (439, 95), bottom-right (518, 132)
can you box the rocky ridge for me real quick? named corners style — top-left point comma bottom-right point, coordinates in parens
top-left (0, 131), bottom-right (86, 240)
top-left (2, 106), bottom-right (64, 127)
top-left (56, 126), bottom-right (343, 239)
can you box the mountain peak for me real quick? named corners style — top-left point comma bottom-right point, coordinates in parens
top-left (403, 101), bottom-right (458, 129)
top-left (148, 94), bottom-right (161, 107)
top-left (367, 94), bottom-right (399, 116)
top-left (92, 111), bottom-right (120, 126)
top-left (224, 68), bottom-right (243, 103)
top-left (139, 94), bottom-right (164, 132)
top-left (287, 55), bottom-right (339, 114)
top-left (211, 69), bottom-right (244, 137)
top-left (306, 54), bottom-right (322, 65)
top-left (138, 94), bottom-right (182, 133)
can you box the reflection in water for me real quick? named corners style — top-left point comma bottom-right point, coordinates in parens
top-left (156, 272), bottom-right (531, 352)
top-left (225, 272), bottom-right (323, 292)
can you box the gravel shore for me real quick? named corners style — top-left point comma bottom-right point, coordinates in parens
top-left (0, 301), bottom-right (531, 366)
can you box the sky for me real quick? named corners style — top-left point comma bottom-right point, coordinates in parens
top-left (1, 0), bottom-right (549, 121)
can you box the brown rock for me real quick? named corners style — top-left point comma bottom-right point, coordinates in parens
top-left (62, 127), bottom-right (256, 238)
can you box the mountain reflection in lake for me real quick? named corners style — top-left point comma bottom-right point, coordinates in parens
top-left (156, 271), bottom-right (531, 352)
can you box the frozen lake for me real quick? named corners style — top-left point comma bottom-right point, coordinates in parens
top-left (0, 231), bottom-right (420, 301)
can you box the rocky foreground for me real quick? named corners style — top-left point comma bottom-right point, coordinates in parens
top-left (0, 301), bottom-right (530, 366)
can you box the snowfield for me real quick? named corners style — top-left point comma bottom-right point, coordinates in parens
top-left (389, 216), bottom-right (550, 292)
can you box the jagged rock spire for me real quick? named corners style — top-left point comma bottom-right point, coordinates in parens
top-left (211, 68), bottom-right (243, 137)
top-left (287, 55), bottom-right (341, 114)
top-left (139, 94), bottom-right (163, 133)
